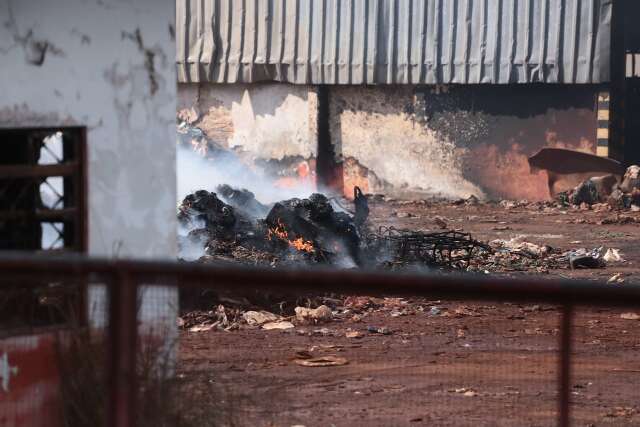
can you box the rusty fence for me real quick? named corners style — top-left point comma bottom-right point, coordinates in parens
top-left (2, 253), bottom-right (640, 426)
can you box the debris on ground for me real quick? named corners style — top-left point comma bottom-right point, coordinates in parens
top-left (345, 331), bottom-right (364, 339)
top-left (555, 165), bottom-right (640, 211)
top-left (295, 305), bottom-right (333, 324)
top-left (567, 248), bottom-right (606, 269)
top-left (620, 313), bottom-right (640, 321)
top-left (243, 311), bottom-right (280, 326)
top-left (179, 185), bottom-right (552, 273)
top-left (607, 273), bottom-right (625, 284)
top-left (262, 321), bottom-right (295, 330)
top-left (294, 356), bottom-right (349, 367)
top-left (367, 326), bottom-right (392, 335)
top-left (603, 248), bottom-right (625, 263)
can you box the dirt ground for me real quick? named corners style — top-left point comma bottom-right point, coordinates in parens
top-left (178, 200), bottom-right (640, 426)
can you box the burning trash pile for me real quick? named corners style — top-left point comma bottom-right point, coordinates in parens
top-left (177, 185), bottom-right (571, 273)
top-left (558, 165), bottom-right (640, 210)
top-left (178, 186), bottom-right (365, 267)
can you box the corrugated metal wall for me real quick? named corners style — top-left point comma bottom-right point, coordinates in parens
top-left (177, 0), bottom-right (612, 85)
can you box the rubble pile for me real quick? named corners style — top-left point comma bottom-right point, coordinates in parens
top-left (178, 186), bottom-right (368, 267)
top-left (558, 165), bottom-right (640, 210)
top-left (177, 185), bottom-right (509, 271)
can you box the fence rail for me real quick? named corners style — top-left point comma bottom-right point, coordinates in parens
top-left (1, 252), bottom-right (640, 427)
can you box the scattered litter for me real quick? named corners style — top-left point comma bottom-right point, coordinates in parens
top-left (243, 311), bottom-right (279, 326)
top-left (567, 248), bottom-right (605, 269)
top-left (450, 387), bottom-right (478, 397)
top-left (295, 305), bottom-right (333, 324)
top-left (491, 236), bottom-right (547, 257)
top-left (346, 331), bottom-right (364, 339)
top-left (367, 326), bottom-right (392, 335)
top-left (603, 248), bottom-right (625, 263)
top-left (294, 356), bottom-right (349, 367)
top-left (188, 324), bottom-right (215, 333)
top-left (262, 321), bottom-right (295, 330)
top-left (608, 273), bottom-right (625, 284)
top-left (428, 307), bottom-right (442, 316)
top-left (620, 313), bottom-right (640, 321)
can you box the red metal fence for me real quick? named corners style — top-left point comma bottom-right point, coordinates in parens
top-left (1, 253), bottom-right (640, 426)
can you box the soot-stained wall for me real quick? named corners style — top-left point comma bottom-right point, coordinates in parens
top-left (177, 83), bottom-right (318, 187)
top-left (332, 85), bottom-right (598, 200)
top-left (180, 83), bottom-right (598, 201)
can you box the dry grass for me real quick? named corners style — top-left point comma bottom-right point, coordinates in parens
top-left (55, 326), bottom-right (238, 427)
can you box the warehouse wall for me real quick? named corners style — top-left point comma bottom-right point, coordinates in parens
top-left (179, 83), bottom-right (598, 201)
top-left (332, 85), bottom-right (597, 200)
top-left (177, 83), bottom-right (318, 190)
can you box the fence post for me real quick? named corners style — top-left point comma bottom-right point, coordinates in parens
top-left (107, 270), bottom-right (138, 427)
top-left (559, 303), bottom-right (574, 427)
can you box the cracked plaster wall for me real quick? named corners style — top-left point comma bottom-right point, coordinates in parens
top-left (0, 0), bottom-right (176, 258)
top-left (178, 83), bottom-right (315, 163)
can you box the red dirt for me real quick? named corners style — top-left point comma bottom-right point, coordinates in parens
top-left (178, 200), bottom-right (640, 426)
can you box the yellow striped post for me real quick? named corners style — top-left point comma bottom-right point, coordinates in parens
top-left (596, 92), bottom-right (610, 157)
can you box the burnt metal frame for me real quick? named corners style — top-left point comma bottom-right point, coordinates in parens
top-left (1, 254), bottom-right (640, 427)
top-left (0, 127), bottom-right (88, 252)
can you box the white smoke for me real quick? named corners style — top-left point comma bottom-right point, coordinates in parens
top-left (177, 145), bottom-right (315, 206)
top-left (176, 144), bottom-right (318, 261)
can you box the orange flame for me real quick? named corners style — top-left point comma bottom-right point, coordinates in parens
top-left (268, 219), bottom-right (315, 253)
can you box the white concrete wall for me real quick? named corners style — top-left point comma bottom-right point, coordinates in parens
top-left (0, 0), bottom-right (177, 336)
top-left (0, 0), bottom-right (177, 259)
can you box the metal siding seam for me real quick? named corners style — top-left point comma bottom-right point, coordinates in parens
top-left (479, 0), bottom-right (488, 83)
top-left (371, 0), bottom-right (379, 84)
top-left (236, 0), bottom-right (246, 83)
top-left (319, 0), bottom-right (326, 84)
top-left (552, 0), bottom-right (563, 83)
top-left (585, 0), bottom-right (595, 83)
top-left (569, 0), bottom-right (579, 84)
top-left (292, 0), bottom-right (300, 83)
top-left (404, 0), bottom-right (413, 84)
top-left (362, 0), bottom-right (369, 84)
top-left (306, 0), bottom-right (313, 83)
top-left (523, 0), bottom-right (531, 83)
top-left (345, 0), bottom-right (355, 84)
top-left (462, 0), bottom-right (471, 84)
top-left (332, 0), bottom-right (339, 84)
top-left (406, 0), bottom-right (414, 83)
top-left (508, 0), bottom-right (516, 83)
top-left (193, 0), bottom-right (203, 82)
top-left (277, 0), bottom-right (286, 81)
top-left (492, 0), bottom-right (502, 83)
top-left (176, 0), bottom-right (188, 82)
top-left (433, 0), bottom-right (441, 83)
top-left (249, 0), bottom-right (259, 82)
top-left (447, 0), bottom-right (456, 83)
top-left (538, 0), bottom-right (548, 82)
top-left (418, 0), bottom-right (427, 83)
top-left (387, 0), bottom-right (396, 84)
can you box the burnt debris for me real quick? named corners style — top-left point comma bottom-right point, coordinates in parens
top-left (177, 185), bottom-right (502, 271)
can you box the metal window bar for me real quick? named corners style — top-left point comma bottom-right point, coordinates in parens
top-left (0, 127), bottom-right (87, 252)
